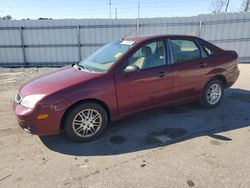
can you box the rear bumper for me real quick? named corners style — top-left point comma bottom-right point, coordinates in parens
top-left (226, 68), bottom-right (240, 88)
top-left (13, 102), bottom-right (62, 135)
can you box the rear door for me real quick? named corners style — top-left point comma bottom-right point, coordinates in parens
top-left (114, 40), bottom-right (173, 115)
top-left (168, 38), bottom-right (209, 103)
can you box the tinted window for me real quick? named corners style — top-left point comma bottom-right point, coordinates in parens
top-left (129, 41), bottom-right (167, 70)
top-left (170, 39), bottom-right (201, 63)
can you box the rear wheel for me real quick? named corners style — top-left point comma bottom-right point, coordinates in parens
top-left (64, 102), bottom-right (108, 142)
top-left (200, 79), bottom-right (224, 108)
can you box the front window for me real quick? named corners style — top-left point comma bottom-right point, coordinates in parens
top-left (78, 40), bottom-right (134, 72)
top-left (129, 40), bottom-right (167, 70)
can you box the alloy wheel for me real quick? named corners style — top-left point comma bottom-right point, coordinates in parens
top-left (206, 83), bottom-right (222, 105)
top-left (72, 109), bottom-right (102, 138)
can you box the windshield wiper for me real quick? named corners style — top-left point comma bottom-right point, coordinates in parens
top-left (77, 64), bottom-right (91, 72)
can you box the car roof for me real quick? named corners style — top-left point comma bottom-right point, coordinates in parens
top-left (123, 34), bottom-right (199, 43)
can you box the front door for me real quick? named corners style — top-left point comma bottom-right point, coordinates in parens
top-left (114, 40), bottom-right (173, 115)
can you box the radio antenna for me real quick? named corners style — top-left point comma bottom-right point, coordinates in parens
top-left (121, 28), bottom-right (138, 40)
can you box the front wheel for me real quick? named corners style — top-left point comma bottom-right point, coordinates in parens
top-left (64, 102), bottom-right (108, 142)
top-left (200, 79), bottom-right (224, 108)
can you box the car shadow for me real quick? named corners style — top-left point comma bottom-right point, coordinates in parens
top-left (39, 88), bottom-right (250, 156)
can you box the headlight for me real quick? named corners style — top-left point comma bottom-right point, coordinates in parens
top-left (20, 94), bottom-right (46, 108)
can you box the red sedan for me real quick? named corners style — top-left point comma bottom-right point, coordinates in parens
top-left (13, 35), bottom-right (239, 142)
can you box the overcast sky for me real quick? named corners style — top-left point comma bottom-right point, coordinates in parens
top-left (0, 0), bottom-right (243, 20)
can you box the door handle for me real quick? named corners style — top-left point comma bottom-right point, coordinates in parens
top-left (157, 71), bottom-right (166, 78)
top-left (200, 62), bottom-right (207, 68)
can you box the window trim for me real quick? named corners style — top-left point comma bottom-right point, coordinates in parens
top-left (195, 39), bottom-right (209, 58)
top-left (168, 38), bottom-right (203, 64)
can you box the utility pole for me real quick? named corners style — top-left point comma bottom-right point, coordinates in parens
top-left (109, 0), bottom-right (111, 19)
top-left (115, 8), bottom-right (117, 19)
top-left (225, 0), bottom-right (230, 12)
top-left (136, 2), bottom-right (140, 35)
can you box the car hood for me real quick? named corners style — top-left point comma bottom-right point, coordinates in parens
top-left (19, 65), bottom-right (99, 96)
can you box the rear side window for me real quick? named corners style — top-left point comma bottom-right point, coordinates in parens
top-left (170, 39), bottom-right (201, 63)
top-left (201, 42), bottom-right (215, 56)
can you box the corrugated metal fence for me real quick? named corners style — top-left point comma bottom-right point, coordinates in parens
top-left (0, 12), bottom-right (250, 67)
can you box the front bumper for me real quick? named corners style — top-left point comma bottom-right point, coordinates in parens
top-left (13, 102), bottom-right (62, 135)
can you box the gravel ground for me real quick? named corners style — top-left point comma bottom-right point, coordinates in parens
top-left (0, 64), bottom-right (249, 188)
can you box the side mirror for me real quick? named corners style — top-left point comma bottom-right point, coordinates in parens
top-left (123, 65), bottom-right (140, 75)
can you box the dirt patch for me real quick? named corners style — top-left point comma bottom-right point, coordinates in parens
top-left (0, 128), bottom-right (21, 137)
top-left (146, 127), bottom-right (187, 144)
top-left (187, 179), bottom-right (195, 187)
top-left (210, 140), bottom-right (221, 145)
top-left (0, 68), bottom-right (56, 92)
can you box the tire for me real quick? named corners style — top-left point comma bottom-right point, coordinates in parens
top-left (200, 79), bottom-right (224, 108)
top-left (64, 102), bottom-right (108, 142)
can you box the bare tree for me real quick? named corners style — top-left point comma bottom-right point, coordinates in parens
top-left (225, 0), bottom-right (230, 12)
top-left (243, 0), bottom-right (250, 12)
top-left (240, 0), bottom-right (250, 12)
top-left (0, 15), bottom-right (12, 20)
top-left (211, 0), bottom-right (228, 14)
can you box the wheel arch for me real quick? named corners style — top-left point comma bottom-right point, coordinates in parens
top-left (60, 98), bottom-right (111, 131)
top-left (200, 74), bottom-right (227, 99)
top-left (209, 75), bottom-right (227, 87)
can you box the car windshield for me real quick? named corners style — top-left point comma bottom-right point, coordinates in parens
top-left (78, 40), bottom-right (134, 72)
